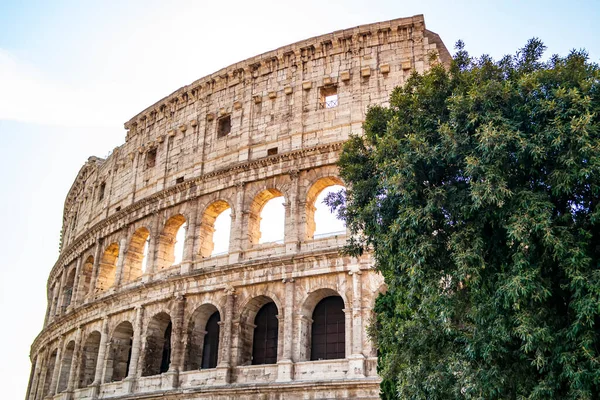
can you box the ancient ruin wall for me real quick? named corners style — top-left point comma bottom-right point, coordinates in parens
top-left (28, 15), bottom-right (449, 400)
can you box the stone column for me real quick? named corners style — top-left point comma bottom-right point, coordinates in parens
top-left (228, 182), bottom-right (245, 263)
top-left (70, 256), bottom-right (83, 307)
top-left (277, 278), bottom-right (295, 382)
top-left (27, 350), bottom-right (43, 400)
top-left (181, 205), bottom-right (198, 274)
top-left (92, 317), bottom-right (109, 387)
top-left (163, 295), bottom-right (185, 389)
top-left (142, 214), bottom-right (160, 282)
top-left (347, 267), bottom-right (365, 378)
top-left (216, 287), bottom-right (235, 383)
top-left (33, 348), bottom-right (48, 400)
top-left (114, 236), bottom-right (128, 287)
top-left (285, 170), bottom-right (301, 254)
top-left (49, 336), bottom-right (64, 396)
top-left (47, 283), bottom-right (60, 324)
top-left (124, 306), bottom-right (144, 393)
top-left (66, 327), bottom-right (83, 393)
top-left (88, 240), bottom-right (103, 299)
top-left (56, 271), bottom-right (68, 317)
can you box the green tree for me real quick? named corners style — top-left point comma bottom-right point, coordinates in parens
top-left (329, 40), bottom-right (600, 399)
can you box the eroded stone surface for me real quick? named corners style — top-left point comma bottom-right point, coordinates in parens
top-left (27, 15), bottom-right (449, 400)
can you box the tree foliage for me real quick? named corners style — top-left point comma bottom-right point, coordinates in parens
top-left (328, 40), bottom-right (600, 399)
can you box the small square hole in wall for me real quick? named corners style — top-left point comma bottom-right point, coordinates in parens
top-left (146, 148), bottom-right (157, 168)
top-left (115, 206), bottom-right (121, 212)
top-left (217, 115), bottom-right (231, 137)
top-left (176, 176), bottom-right (184, 184)
top-left (319, 86), bottom-right (338, 109)
top-left (267, 147), bottom-right (278, 156)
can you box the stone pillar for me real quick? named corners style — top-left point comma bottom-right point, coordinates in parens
top-left (164, 295), bottom-right (185, 389)
top-left (216, 287), bottom-right (235, 383)
top-left (114, 236), bottom-right (128, 287)
top-left (181, 206), bottom-right (198, 274)
top-left (228, 183), bottom-right (245, 263)
top-left (142, 214), bottom-right (160, 282)
top-left (49, 336), bottom-right (64, 396)
top-left (347, 267), bottom-right (365, 378)
top-left (124, 306), bottom-right (144, 393)
top-left (277, 278), bottom-right (295, 382)
top-left (27, 350), bottom-right (43, 400)
top-left (92, 317), bottom-right (109, 387)
top-left (285, 170), bottom-right (300, 254)
top-left (33, 348), bottom-right (49, 400)
top-left (66, 327), bottom-right (83, 393)
top-left (48, 283), bottom-right (60, 324)
top-left (88, 240), bottom-right (103, 299)
top-left (70, 256), bottom-right (82, 307)
top-left (56, 271), bottom-right (68, 317)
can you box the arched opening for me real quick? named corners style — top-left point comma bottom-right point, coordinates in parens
top-left (199, 201), bottom-right (231, 257)
top-left (249, 189), bottom-right (285, 245)
top-left (61, 268), bottom-right (76, 312)
top-left (43, 349), bottom-right (58, 396)
top-left (142, 312), bottom-right (172, 376)
top-left (123, 227), bottom-right (150, 282)
top-left (78, 331), bottom-right (101, 388)
top-left (184, 305), bottom-right (221, 371)
top-left (57, 340), bottom-right (75, 392)
top-left (78, 256), bottom-right (94, 301)
top-left (298, 288), bottom-right (346, 361)
top-left (252, 302), bottom-right (279, 365)
top-left (96, 243), bottom-right (119, 293)
top-left (105, 322), bottom-right (133, 383)
top-left (311, 296), bottom-right (345, 360)
top-left (156, 215), bottom-right (186, 270)
top-left (306, 178), bottom-right (346, 239)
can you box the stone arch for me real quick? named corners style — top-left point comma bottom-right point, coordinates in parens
top-left (96, 242), bottom-right (119, 293)
top-left (184, 303), bottom-right (222, 371)
top-left (142, 312), bottom-right (173, 376)
top-left (57, 340), bottom-right (75, 392)
top-left (61, 267), bottom-right (77, 311)
top-left (198, 200), bottom-right (232, 257)
top-left (78, 331), bottom-right (101, 388)
top-left (105, 321), bottom-right (133, 383)
top-left (297, 288), bottom-right (347, 361)
top-left (77, 255), bottom-right (94, 302)
top-left (156, 214), bottom-right (186, 270)
top-left (43, 348), bottom-right (58, 396)
top-left (304, 176), bottom-right (345, 239)
top-left (123, 226), bottom-right (150, 282)
top-left (247, 188), bottom-right (285, 245)
top-left (236, 294), bottom-right (282, 365)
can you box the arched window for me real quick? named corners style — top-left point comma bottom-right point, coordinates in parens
top-left (306, 178), bottom-right (346, 239)
top-left (199, 201), bottom-right (231, 257)
top-left (123, 227), bottom-right (150, 282)
top-left (156, 215), bottom-right (186, 270)
top-left (202, 312), bottom-right (220, 369)
top-left (57, 340), bottom-right (75, 392)
top-left (78, 256), bottom-right (94, 301)
top-left (106, 322), bottom-right (133, 382)
top-left (44, 349), bottom-right (58, 396)
top-left (252, 302), bottom-right (279, 365)
top-left (61, 268), bottom-right (76, 312)
top-left (96, 243), bottom-right (119, 293)
top-left (78, 331), bottom-right (101, 388)
top-left (311, 296), bottom-right (345, 360)
top-left (185, 305), bottom-right (221, 371)
top-left (249, 189), bottom-right (285, 245)
top-left (142, 313), bottom-right (172, 376)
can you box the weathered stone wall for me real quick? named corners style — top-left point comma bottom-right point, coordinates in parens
top-left (28, 15), bottom-right (449, 400)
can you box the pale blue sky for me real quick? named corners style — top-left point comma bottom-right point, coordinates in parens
top-left (1, 1), bottom-right (599, 398)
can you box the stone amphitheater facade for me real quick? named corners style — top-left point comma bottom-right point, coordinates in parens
top-left (27, 15), bottom-right (449, 400)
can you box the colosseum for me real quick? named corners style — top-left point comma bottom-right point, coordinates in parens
top-left (26, 15), bottom-right (449, 400)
